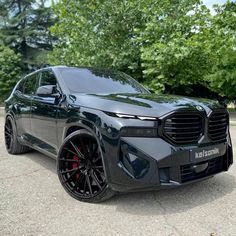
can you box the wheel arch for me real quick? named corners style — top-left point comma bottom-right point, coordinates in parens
top-left (5, 111), bottom-right (15, 119)
top-left (64, 125), bottom-right (84, 138)
top-left (62, 121), bottom-right (104, 153)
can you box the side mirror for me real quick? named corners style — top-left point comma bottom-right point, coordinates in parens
top-left (36, 85), bottom-right (59, 97)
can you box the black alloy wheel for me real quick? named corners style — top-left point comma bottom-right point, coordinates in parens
top-left (4, 117), bottom-right (13, 151)
top-left (4, 116), bottom-right (30, 154)
top-left (57, 130), bottom-right (114, 202)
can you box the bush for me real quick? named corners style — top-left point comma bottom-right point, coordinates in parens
top-left (0, 45), bottom-right (22, 101)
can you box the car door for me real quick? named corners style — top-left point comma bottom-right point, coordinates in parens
top-left (14, 73), bottom-right (38, 141)
top-left (30, 69), bottom-right (59, 155)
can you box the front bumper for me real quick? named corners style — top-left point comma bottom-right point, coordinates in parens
top-left (104, 137), bottom-right (233, 192)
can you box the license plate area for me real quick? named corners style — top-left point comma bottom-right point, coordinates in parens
top-left (190, 143), bottom-right (226, 162)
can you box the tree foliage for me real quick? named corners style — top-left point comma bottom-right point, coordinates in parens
top-left (0, 0), bottom-right (56, 70)
top-left (138, 0), bottom-right (213, 91)
top-left (49, 0), bottom-right (145, 79)
top-left (0, 45), bottom-right (22, 101)
top-left (46, 1), bottom-right (236, 99)
top-left (205, 1), bottom-right (236, 99)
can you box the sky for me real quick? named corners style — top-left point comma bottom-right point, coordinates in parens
top-left (203, 0), bottom-right (230, 12)
top-left (45, 0), bottom-right (230, 8)
top-left (203, 0), bottom-right (227, 6)
top-left (44, 0), bottom-right (233, 11)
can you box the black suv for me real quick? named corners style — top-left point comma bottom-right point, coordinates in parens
top-left (4, 66), bottom-right (233, 202)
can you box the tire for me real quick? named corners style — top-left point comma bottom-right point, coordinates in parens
top-left (57, 129), bottom-right (115, 203)
top-left (4, 116), bottom-right (30, 154)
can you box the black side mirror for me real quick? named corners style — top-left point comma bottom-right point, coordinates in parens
top-left (36, 85), bottom-right (59, 97)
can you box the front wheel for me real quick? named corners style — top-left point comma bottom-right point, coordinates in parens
top-left (57, 129), bottom-right (114, 203)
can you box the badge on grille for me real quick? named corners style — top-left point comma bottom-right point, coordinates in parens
top-left (196, 105), bottom-right (204, 111)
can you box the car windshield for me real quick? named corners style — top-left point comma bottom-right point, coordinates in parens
top-left (59, 68), bottom-right (149, 94)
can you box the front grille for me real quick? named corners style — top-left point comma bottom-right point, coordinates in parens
top-left (180, 157), bottom-right (223, 183)
top-left (208, 110), bottom-right (228, 142)
top-left (163, 112), bottom-right (204, 145)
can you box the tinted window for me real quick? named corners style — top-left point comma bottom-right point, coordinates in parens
top-left (23, 74), bottom-right (38, 95)
top-left (15, 79), bottom-right (24, 93)
top-left (40, 70), bottom-right (57, 86)
top-left (59, 68), bottom-right (149, 94)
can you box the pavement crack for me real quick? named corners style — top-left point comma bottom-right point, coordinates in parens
top-left (153, 193), bottom-right (183, 236)
top-left (0, 168), bottom-right (45, 180)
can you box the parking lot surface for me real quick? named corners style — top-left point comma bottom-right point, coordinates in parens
top-left (0, 116), bottom-right (235, 236)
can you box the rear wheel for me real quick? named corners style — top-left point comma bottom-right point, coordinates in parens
top-left (4, 116), bottom-right (30, 154)
top-left (57, 130), bottom-right (114, 203)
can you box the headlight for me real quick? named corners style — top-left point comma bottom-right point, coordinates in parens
top-left (120, 127), bottom-right (157, 137)
top-left (105, 112), bottom-right (157, 121)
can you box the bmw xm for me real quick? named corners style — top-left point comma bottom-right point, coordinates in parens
top-left (4, 66), bottom-right (233, 202)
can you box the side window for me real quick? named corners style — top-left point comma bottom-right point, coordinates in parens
top-left (39, 70), bottom-right (57, 86)
top-left (23, 74), bottom-right (38, 95)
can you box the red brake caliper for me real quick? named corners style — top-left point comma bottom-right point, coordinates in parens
top-left (72, 147), bottom-right (80, 179)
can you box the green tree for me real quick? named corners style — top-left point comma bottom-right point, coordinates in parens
top-left (50, 0), bottom-right (212, 85)
top-left (0, 45), bottom-right (22, 102)
top-left (49, 0), bottom-right (145, 79)
top-left (50, 0), bottom-right (236, 99)
top-left (0, 0), bottom-right (56, 70)
top-left (205, 1), bottom-right (236, 100)
top-left (138, 0), bottom-right (212, 91)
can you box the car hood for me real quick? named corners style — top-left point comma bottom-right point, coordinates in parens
top-left (68, 93), bottom-right (224, 117)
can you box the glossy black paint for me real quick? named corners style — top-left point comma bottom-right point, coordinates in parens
top-left (5, 66), bottom-right (233, 192)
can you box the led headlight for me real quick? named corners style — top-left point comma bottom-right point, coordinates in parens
top-left (105, 111), bottom-right (157, 121)
top-left (116, 113), bottom-right (156, 121)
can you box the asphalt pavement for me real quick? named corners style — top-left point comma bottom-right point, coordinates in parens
top-left (0, 116), bottom-right (235, 236)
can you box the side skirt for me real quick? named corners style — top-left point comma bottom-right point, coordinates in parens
top-left (17, 135), bottom-right (57, 160)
